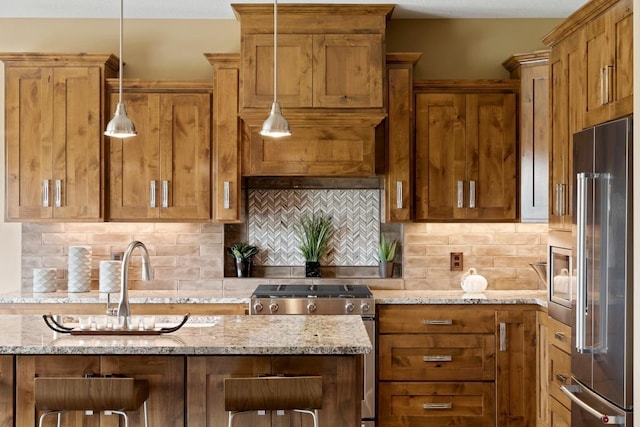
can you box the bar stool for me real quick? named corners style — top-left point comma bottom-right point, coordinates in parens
top-left (34, 377), bottom-right (150, 427)
top-left (224, 375), bottom-right (323, 427)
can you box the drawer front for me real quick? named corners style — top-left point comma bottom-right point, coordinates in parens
top-left (548, 316), bottom-right (572, 354)
top-left (549, 345), bottom-right (571, 408)
top-left (379, 334), bottom-right (496, 381)
top-left (379, 382), bottom-right (495, 427)
top-left (378, 305), bottom-right (495, 334)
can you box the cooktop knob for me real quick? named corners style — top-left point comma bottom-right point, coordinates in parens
top-left (307, 302), bottom-right (317, 313)
top-left (269, 302), bottom-right (279, 313)
top-left (345, 302), bottom-right (355, 313)
top-left (253, 302), bottom-right (263, 313)
top-left (360, 302), bottom-right (370, 313)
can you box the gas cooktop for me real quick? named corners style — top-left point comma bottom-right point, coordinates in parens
top-left (250, 284), bottom-right (374, 316)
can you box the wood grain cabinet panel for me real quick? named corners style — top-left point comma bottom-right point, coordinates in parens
top-left (0, 356), bottom-right (14, 427)
top-left (414, 82), bottom-right (517, 221)
top-left (549, 396), bottom-right (572, 427)
top-left (1, 54), bottom-right (118, 221)
top-left (378, 382), bottom-right (496, 427)
top-left (16, 355), bottom-right (184, 427)
top-left (377, 305), bottom-right (536, 427)
top-left (107, 81), bottom-right (211, 221)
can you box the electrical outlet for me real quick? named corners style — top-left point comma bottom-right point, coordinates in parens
top-left (450, 252), bottom-right (463, 271)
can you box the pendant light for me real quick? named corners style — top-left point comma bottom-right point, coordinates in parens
top-left (105, 0), bottom-right (136, 138)
top-left (259, 0), bottom-right (291, 137)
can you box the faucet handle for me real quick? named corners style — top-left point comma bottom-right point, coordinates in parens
top-left (106, 293), bottom-right (118, 316)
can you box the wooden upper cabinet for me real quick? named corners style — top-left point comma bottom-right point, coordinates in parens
top-left (1, 54), bottom-right (117, 221)
top-left (235, 3), bottom-right (391, 110)
top-left (107, 81), bottom-right (211, 221)
top-left (582, 0), bottom-right (632, 127)
top-left (384, 53), bottom-right (421, 223)
top-left (207, 54), bottom-right (242, 223)
top-left (504, 51), bottom-right (550, 224)
top-left (414, 82), bottom-right (518, 221)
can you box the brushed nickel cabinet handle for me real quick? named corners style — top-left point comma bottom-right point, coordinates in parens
top-left (423, 403), bottom-right (452, 410)
top-left (42, 179), bottom-right (50, 207)
top-left (556, 373), bottom-right (568, 384)
top-left (55, 179), bottom-right (62, 207)
top-left (423, 355), bottom-right (452, 362)
top-left (162, 180), bottom-right (169, 208)
top-left (457, 181), bottom-right (464, 208)
top-left (469, 180), bottom-right (476, 208)
top-left (150, 181), bottom-right (156, 208)
top-left (223, 181), bottom-right (230, 210)
top-left (499, 322), bottom-right (507, 351)
top-left (554, 332), bottom-right (566, 341)
top-left (600, 66), bottom-right (606, 105)
top-left (396, 181), bottom-right (403, 209)
top-left (423, 319), bottom-right (453, 325)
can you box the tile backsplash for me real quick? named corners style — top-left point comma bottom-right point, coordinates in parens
top-left (21, 221), bottom-right (548, 292)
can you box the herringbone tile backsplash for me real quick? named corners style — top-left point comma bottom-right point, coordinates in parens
top-left (248, 189), bottom-right (380, 266)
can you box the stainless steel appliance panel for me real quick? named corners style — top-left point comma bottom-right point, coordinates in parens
top-left (562, 379), bottom-right (632, 427)
top-left (548, 244), bottom-right (573, 325)
top-left (572, 117), bottom-right (633, 415)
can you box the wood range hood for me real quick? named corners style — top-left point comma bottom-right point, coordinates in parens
top-left (233, 3), bottom-right (394, 177)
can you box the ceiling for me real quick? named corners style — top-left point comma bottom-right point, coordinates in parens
top-left (1, 0), bottom-right (589, 20)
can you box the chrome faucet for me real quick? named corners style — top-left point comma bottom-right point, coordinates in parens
top-left (117, 241), bottom-right (153, 323)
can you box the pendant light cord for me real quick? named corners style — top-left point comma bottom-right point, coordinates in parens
top-left (273, 0), bottom-right (278, 104)
top-left (118, 0), bottom-right (124, 104)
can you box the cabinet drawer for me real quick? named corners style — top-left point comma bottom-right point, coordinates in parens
top-left (378, 382), bottom-right (495, 427)
top-left (548, 316), bottom-right (572, 354)
top-left (549, 345), bottom-right (571, 408)
top-left (378, 305), bottom-right (495, 334)
top-left (379, 334), bottom-right (496, 381)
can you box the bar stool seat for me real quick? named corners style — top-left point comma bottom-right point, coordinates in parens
top-left (224, 375), bottom-right (323, 427)
top-left (34, 377), bottom-right (150, 427)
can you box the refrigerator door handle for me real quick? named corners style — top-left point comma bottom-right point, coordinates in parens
top-left (560, 385), bottom-right (625, 425)
top-left (576, 172), bottom-right (588, 353)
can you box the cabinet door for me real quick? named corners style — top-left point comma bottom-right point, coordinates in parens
top-left (415, 93), bottom-right (466, 220)
top-left (519, 62), bottom-right (549, 223)
top-left (158, 93), bottom-right (211, 220)
top-left (549, 396), bottom-right (571, 427)
top-left (16, 355), bottom-right (101, 427)
top-left (0, 356), bottom-right (13, 426)
top-left (549, 31), bottom-right (584, 231)
top-left (313, 34), bottom-right (383, 108)
top-left (385, 65), bottom-right (413, 222)
top-left (101, 356), bottom-right (185, 427)
top-left (108, 92), bottom-right (211, 221)
top-left (241, 34), bottom-right (313, 109)
top-left (108, 92), bottom-right (161, 220)
top-left (213, 61), bottom-right (242, 222)
top-left (464, 93), bottom-right (517, 220)
top-left (583, 0), bottom-right (633, 127)
top-left (495, 309), bottom-right (537, 427)
top-left (5, 66), bottom-right (103, 221)
top-left (536, 313), bottom-right (551, 427)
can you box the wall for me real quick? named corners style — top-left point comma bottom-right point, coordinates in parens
top-left (0, 16), bottom-right (560, 293)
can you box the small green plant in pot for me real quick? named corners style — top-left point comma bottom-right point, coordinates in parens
top-left (294, 214), bottom-right (334, 277)
top-left (227, 242), bottom-right (259, 277)
top-left (378, 235), bottom-right (397, 278)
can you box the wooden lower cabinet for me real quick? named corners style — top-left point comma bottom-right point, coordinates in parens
top-left (379, 382), bottom-right (495, 427)
top-left (377, 305), bottom-right (536, 427)
top-left (0, 356), bottom-right (14, 426)
top-left (187, 355), bottom-right (362, 427)
top-left (549, 396), bottom-right (571, 427)
top-left (16, 355), bottom-right (185, 427)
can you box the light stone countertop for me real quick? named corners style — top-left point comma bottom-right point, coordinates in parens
top-left (0, 314), bottom-right (371, 356)
top-left (372, 289), bottom-right (548, 307)
top-left (0, 289), bottom-right (548, 307)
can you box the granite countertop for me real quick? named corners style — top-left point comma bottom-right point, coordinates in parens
top-left (0, 314), bottom-right (371, 356)
top-left (372, 289), bottom-right (548, 307)
top-left (0, 289), bottom-right (548, 307)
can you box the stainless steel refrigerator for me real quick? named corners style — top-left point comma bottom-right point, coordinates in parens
top-left (564, 116), bottom-right (633, 426)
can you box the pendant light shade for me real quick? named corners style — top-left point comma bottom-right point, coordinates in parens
top-left (105, 0), bottom-right (136, 138)
top-left (259, 0), bottom-right (291, 138)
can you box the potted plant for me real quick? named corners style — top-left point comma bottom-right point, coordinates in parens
top-left (227, 242), bottom-right (260, 277)
top-left (294, 214), bottom-right (334, 277)
top-left (378, 234), bottom-right (397, 278)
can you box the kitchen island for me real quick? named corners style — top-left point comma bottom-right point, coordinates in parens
top-left (0, 314), bottom-right (370, 426)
